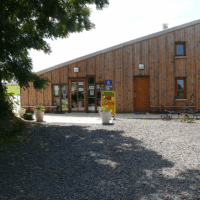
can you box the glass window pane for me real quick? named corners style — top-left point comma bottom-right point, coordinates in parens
top-left (78, 87), bottom-right (84, 92)
top-left (62, 99), bottom-right (68, 111)
top-left (177, 44), bottom-right (184, 55)
top-left (71, 92), bottom-right (78, 111)
top-left (78, 81), bottom-right (84, 86)
top-left (61, 86), bottom-right (68, 98)
top-left (78, 91), bottom-right (84, 99)
top-left (97, 99), bottom-right (101, 106)
top-left (71, 82), bottom-right (77, 91)
top-left (53, 86), bottom-right (59, 97)
top-left (88, 85), bottom-right (95, 97)
top-left (178, 91), bottom-right (184, 97)
top-left (53, 98), bottom-right (60, 106)
top-left (78, 100), bottom-right (84, 111)
top-left (97, 92), bottom-right (101, 99)
top-left (177, 80), bottom-right (184, 90)
top-left (88, 77), bottom-right (95, 84)
top-left (88, 98), bottom-right (95, 105)
top-left (88, 105), bottom-right (95, 112)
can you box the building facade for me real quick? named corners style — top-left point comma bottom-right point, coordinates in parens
top-left (21, 19), bottom-right (200, 113)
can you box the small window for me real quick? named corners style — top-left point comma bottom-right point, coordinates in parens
top-left (176, 78), bottom-right (186, 99)
top-left (175, 42), bottom-right (186, 56)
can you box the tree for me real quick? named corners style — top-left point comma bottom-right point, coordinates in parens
top-left (0, 0), bottom-right (109, 117)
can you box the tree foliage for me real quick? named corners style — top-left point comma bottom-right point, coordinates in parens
top-left (0, 0), bottom-right (109, 117)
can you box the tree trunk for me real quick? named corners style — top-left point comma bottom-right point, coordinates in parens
top-left (0, 70), bottom-right (12, 118)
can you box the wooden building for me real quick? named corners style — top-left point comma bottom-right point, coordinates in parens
top-left (21, 19), bottom-right (200, 113)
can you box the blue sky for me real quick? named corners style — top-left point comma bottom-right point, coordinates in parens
top-left (29, 0), bottom-right (200, 73)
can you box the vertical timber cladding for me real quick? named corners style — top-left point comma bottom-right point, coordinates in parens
top-left (43, 71), bottom-right (52, 112)
top-left (187, 25), bottom-right (196, 108)
top-left (134, 77), bottom-right (150, 112)
top-left (20, 86), bottom-right (29, 110)
top-left (29, 82), bottom-right (36, 112)
top-left (123, 45), bottom-right (133, 113)
top-left (114, 48), bottom-right (123, 113)
top-left (195, 24), bottom-right (200, 110)
top-left (37, 74), bottom-right (44, 107)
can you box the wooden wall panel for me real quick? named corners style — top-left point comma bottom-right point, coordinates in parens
top-left (134, 42), bottom-right (141, 76)
top-left (123, 45), bottom-right (133, 112)
top-left (195, 24), bottom-right (200, 110)
top-left (78, 60), bottom-right (87, 77)
top-left (60, 66), bottom-right (68, 84)
top-left (104, 51), bottom-right (114, 89)
top-left (87, 57), bottom-right (96, 75)
top-left (132, 44), bottom-right (135, 112)
top-left (186, 25), bottom-right (195, 106)
top-left (68, 63), bottom-right (78, 78)
top-left (148, 37), bottom-right (158, 110)
top-left (96, 54), bottom-right (104, 83)
top-left (114, 48), bottom-right (123, 112)
top-left (175, 28), bottom-right (185, 41)
top-left (43, 72), bottom-right (52, 112)
top-left (176, 101), bottom-right (187, 111)
top-left (51, 68), bottom-right (60, 84)
top-left (158, 34), bottom-right (166, 107)
top-left (165, 32), bottom-right (175, 106)
top-left (28, 82), bottom-right (36, 112)
top-left (63, 65), bottom-right (68, 84)
top-left (141, 40), bottom-right (149, 76)
top-left (175, 59), bottom-right (186, 77)
top-left (36, 74), bottom-right (44, 106)
top-left (21, 86), bottom-right (29, 109)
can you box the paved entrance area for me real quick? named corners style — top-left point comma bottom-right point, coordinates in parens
top-left (39, 113), bottom-right (181, 124)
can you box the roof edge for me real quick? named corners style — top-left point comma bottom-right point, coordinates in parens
top-left (35, 19), bottom-right (200, 75)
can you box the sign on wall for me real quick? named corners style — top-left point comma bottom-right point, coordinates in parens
top-left (105, 80), bottom-right (112, 85)
top-left (101, 91), bottom-right (116, 117)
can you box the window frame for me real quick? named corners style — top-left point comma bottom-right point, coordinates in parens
top-left (175, 78), bottom-right (186, 99)
top-left (52, 84), bottom-right (69, 112)
top-left (175, 42), bottom-right (186, 56)
top-left (86, 75), bottom-right (96, 112)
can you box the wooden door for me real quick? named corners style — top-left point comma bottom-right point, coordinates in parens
top-left (69, 78), bottom-right (86, 112)
top-left (134, 77), bottom-right (149, 112)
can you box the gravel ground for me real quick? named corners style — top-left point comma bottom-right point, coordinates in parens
top-left (0, 119), bottom-right (200, 200)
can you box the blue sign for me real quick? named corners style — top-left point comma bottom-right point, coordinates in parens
top-left (105, 80), bottom-right (112, 85)
top-left (100, 88), bottom-right (104, 91)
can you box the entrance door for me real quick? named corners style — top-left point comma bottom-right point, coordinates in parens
top-left (134, 77), bottom-right (149, 112)
top-left (69, 78), bottom-right (86, 112)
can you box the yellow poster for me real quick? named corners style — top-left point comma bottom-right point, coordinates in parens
top-left (101, 91), bottom-right (116, 116)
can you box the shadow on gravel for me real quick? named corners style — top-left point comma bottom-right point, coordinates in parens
top-left (0, 123), bottom-right (199, 200)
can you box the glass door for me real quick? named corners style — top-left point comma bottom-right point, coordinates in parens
top-left (69, 79), bottom-right (86, 112)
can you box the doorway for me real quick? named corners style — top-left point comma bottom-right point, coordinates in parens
top-left (134, 77), bottom-right (150, 112)
top-left (69, 78), bottom-right (86, 112)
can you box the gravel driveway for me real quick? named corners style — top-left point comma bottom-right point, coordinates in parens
top-left (1, 119), bottom-right (200, 200)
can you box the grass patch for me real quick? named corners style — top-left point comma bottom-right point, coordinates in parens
top-left (6, 86), bottom-right (20, 95)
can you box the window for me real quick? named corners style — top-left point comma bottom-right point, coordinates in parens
top-left (176, 78), bottom-right (186, 99)
top-left (96, 84), bottom-right (104, 111)
top-left (175, 42), bottom-right (186, 56)
top-left (87, 76), bottom-right (95, 112)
